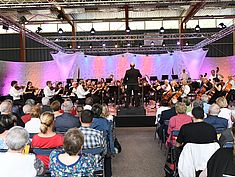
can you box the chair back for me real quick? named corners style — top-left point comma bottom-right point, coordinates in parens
top-left (32, 147), bottom-right (62, 156)
top-left (223, 142), bottom-right (234, 149)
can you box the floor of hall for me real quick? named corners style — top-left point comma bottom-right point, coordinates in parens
top-left (112, 127), bottom-right (165, 177)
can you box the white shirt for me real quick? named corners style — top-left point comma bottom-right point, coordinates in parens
top-left (24, 118), bottom-right (41, 133)
top-left (162, 84), bottom-right (171, 93)
top-left (155, 106), bottom-right (170, 124)
top-left (180, 73), bottom-right (189, 80)
top-left (76, 85), bottom-right (90, 99)
top-left (218, 108), bottom-right (232, 128)
top-left (9, 87), bottom-right (22, 100)
top-left (223, 79), bottom-right (235, 90)
top-left (43, 86), bottom-right (54, 98)
top-left (181, 85), bottom-right (190, 98)
top-left (0, 152), bottom-right (37, 177)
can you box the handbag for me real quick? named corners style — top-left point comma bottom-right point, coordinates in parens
top-left (114, 137), bottom-right (122, 154)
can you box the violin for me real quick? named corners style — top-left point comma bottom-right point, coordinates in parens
top-left (15, 85), bottom-right (25, 90)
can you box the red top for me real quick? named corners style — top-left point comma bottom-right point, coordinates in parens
top-left (21, 114), bottom-right (31, 124)
top-left (31, 134), bottom-right (64, 168)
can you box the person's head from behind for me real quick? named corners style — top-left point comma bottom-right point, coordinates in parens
top-left (101, 104), bottom-right (110, 118)
top-left (216, 96), bottom-right (228, 108)
top-left (160, 99), bottom-right (169, 107)
top-left (40, 112), bottom-right (54, 134)
top-left (6, 126), bottom-right (29, 151)
top-left (175, 102), bottom-right (187, 114)
top-left (130, 62), bottom-right (135, 68)
top-left (25, 99), bottom-right (35, 106)
top-left (0, 101), bottom-right (13, 114)
top-left (201, 94), bottom-right (209, 103)
top-left (192, 100), bottom-right (203, 109)
top-left (42, 97), bottom-right (50, 106)
top-left (91, 104), bottom-right (103, 117)
top-left (80, 110), bottom-right (94, 125)
top-left (61, 100), bottom-right (73, 113)
top-left (209, 103), bottom-right (220, 116)
top-left (182, 97), bottom-right (191, 107)
top-left (23, 104), bottom-right (32, 114)
top-left (0, 114), bottom-right (17, 134)
top-left (50, 100), bottom-right (61, 112)
top-left (30, 105), bottom-right (41, 118)
top-left (192, 107), bottom-right (204, 121)
top-left (85, 97), bottom-right (93, 106)
top-left (63, 128), bottom-right (84, 156)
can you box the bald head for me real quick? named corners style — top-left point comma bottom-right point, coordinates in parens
top-left (209, 103), bottom-right (220, 116)
top-left (130, 62), bottom-right (135, 68)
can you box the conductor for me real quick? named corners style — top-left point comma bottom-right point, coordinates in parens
top-left (123, 62), bottom-right (142, 107)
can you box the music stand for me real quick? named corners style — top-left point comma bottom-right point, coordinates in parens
top-left (171, 75), bottom-right (178, 80)
top-left (106, 78), bottom-right (112, 83)
top-left (161, 75), bottom-right (168, 81)
top-left (150, 76), bottom-right (158, 81)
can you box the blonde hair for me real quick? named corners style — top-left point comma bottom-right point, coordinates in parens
top-left (101, 104), bottom-right (110, 118)
top-left (175, 102), bottom-right (187, 114)
top-left (216, 96), bottom-right (228, 108)
top-left (30, 105), bottom-right (41, 118)
top-left (40, 112), bottom-right (54, 134)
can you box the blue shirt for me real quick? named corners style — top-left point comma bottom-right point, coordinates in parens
top-left (204, 115), bottom-right (228, 133)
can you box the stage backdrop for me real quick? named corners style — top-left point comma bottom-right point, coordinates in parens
top-left (0, 48), bottom-right (234, 95)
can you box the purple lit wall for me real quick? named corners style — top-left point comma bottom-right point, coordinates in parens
top-left (0, 49), bottom-right (234, 95)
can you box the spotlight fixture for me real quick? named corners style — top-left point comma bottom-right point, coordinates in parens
top-left (162, 41), bottom-right (166, 47)
top-left (2, 24), bottom-right (9, 30)
top-left (185, 41), bottom-right (189, 46)
top-left (57, 12), bottom-right (65, 20)
top-left (67, 44), bottom-right (72, 49)
top-left (90, 27), bottom-right (95, 34)
top-left (125, 26), bottom-right (131, 33)
top-left (159, 27), bottom-right (165, 34)
top-left (218, 23), bottom-right (226, 29)
top-left (102, 43), bottom-right (106, 47)
top-left (36, 27), bottom-right (42, 34)
top-left (195, 25), bottom-right (200, 32)
top-left (115, 44), bottom-right (118, 48)
top-left (89, 43), bottom-right (92, 49)
top-left (177, 41), bottom-right (180, 45)
top-left (150, 41), bottom-right (155, 46)
top-left (139, 43), bottom-right (143, 48)
top-left (127, 43), bottom-right (131, 47)
top-left (19, 16), bottom-right (28, 24)
top-left (77, 45), bottom-right (81, 49)
top-left (58, 28), bottom-right (63, 34)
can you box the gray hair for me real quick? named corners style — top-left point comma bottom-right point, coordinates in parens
top-left (23, 104), bottom-right (32, 114)
top-left (201, 94), bottom-right (209, 103)
top-left (192, 100), bottom-right (203, 108)
top-left (0, 101), bottom-right (13, 114)
top-left (6, 126), bottom-right (29, 150)
top-left (42, 97), bottom-right (50, 106)
top-left (61, 100), bottom-right (73, 112)
top-left (25, 99), bottom-right (35, 106)
top-left (209, 103), bottom-right (220, 116)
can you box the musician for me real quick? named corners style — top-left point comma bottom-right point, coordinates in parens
top-left (123, 62), bottom-right (142, 107)
top-left (181, 79), bottom-right (190, 98)
top-left (180, 69), bottom-right (189, 81)
top-left (76, 80), bottom-right (90, 105)
top-left (9, 80), bottom-right (23, 103)
top-left (222, 75), bottom-right (235, 103)
top-left (208, 78), bottom-right (223, 104)
top-left (55, 82), bottom-right (64, 95)
top-left (24, 81), bottom-right (38, 101)
top-left (91, 82), bottom-right (103, 104)
top-left (162, 80), bottom-right (171, 94)
top-left (208, 70), bottom-right (217, 82)
top-left (43, 81), bottom-right (62, 98)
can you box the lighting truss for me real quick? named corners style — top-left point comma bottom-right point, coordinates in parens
top-left (47, 33), bottom-right (213, 42)
top-left (192, 24), bottom-right (235, 50)
top-left (0, 14), bottom-right (64, 52)
top-left (0, 0), bottom-right (233, 8)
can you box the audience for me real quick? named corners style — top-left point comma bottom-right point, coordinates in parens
top-left (204, 103), bottom-right (228, 133)
top-left (25, 105), bottom-right (41, 133)
top-left (55, 99), bottom-right (80, 132)
top-left (49, 128), bottom-right (96, 177)
top-left (50, 100), bottom-right (62, 118)
top-left (84, 97), bottom-right (94, 110)
top-left (21, 104), bottom-right (32, 124)
top-left (101, 104), bottom-right (114, 122)
top-left (41, 97), bottom-right (52, 113)
top-left (155, 99), bottom-right (170, 124)
top-left (31, 112), bottom-right (64, 169)
top-left (0, 126), bottom-right (45, 176)
top-left (201, 94), bottom-right (210, 115)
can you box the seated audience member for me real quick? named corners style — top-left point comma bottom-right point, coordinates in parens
top-left (201, 94), bottom-right (211, 115)
top-left (204, 103), bottom-right (228, 133)
top-left (187, 100), bottom-right (207, 118)
top-left (0, 114), bottom-right (17, 149)
top-left (41, 97), bottom-right (52, 113)
top-left (218, 110), bottom-right (235, 147)
top-left (155, 99), bottom-right (170, 124)
top-left (79, 110), bottom-right (106, 170)
top-left (0, 100), bottom-right (24, 127)
top-left (0, 126), bottom-right (45, 176)
top-left (101, 104), bottom-right (114, 122)
top-left (25, 99), bottom-right (36, 106)
top-left (216, 96), bottom-right (233, 128)
top-left (50, 100), bottom-right (62, 118)
top-left (21, 104), bottom-right (32, 124)
top-left (55, 99), bottom-right (80, 132)
top-left (31, 112), bottom-right (64, 169)
top-left (182, 97), bottom-right (192, 114)
top-left (176, 107), bottom-right (217, 147)
top-left (84, 97), bottom-right (94, 110)
top-left (25, 105), bottom-right (41, 133)
top-left (49, 128), bottom-right (96, 177)
top-left (166, 102), bottom-right (192, 145)
top-left (200, 124), bottom-right (235, 177)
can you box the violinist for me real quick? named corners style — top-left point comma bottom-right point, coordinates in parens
top-left (55, 82), bottom-right (64, 95)
top-left (43, 81), bottom-right (55, 98)
top-left (76, 80), bottom-right (90, 105)
top-left (23, 81), bottom-right (38, 100)
top-left (9, 80), bottom-right (23, 103)
top-left (91, 82), bottom-right (103, 104)
top-left (208, 78), bottom-right (223, 104)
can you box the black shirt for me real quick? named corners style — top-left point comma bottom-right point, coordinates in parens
top-left (177, 122), bottom-right (217, 144)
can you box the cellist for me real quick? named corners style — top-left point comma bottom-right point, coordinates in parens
top-left (222, 75), bottom-right (235, 103)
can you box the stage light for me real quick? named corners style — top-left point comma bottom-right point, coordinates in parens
top-left (102, 43), bottom-right (106, 47)
top-left (89, 43), bottom-right (92, 49)
top-left (57, 12), bottom-right (65, 20)
top-left (36, 27), bottom-right (42, 34)
top-left (115, 44), bottom-right (118, 48)
top-left (125, 26), bottom-right (131, 33)
top-left (127, 43), bottom-right (131, 47)
top-left (162, 41), bottom-right (166, 47)
top-left (185, 41), bottom-right (189, 46)
top-left (218, 23), bottom-right (226, 29)
top-left (67, 44), bottom-right (72, 49)
top-left (177, 41), bottom-right (180, 45)
top-left (2, 24), bottom-right (9, 30)
top-left (77, 45), bottom-right (81, 49)
top-left (90, 27), bottom-right (95, 34)
top-left (195, 25), bottom-right (200, 32)
top-left (19, 16), bottom-right (28, 24)
top-left (58, 28), bottom-right (63, 34)
top-left (150, 41), bottom-right (155, 46)
top-left (159, 27), bottom-right (165, 34)
top-left (139, 43), bottom-right (143, 48)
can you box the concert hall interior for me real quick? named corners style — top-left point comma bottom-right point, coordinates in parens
top-left (0, 1), bottom-right (235, 177)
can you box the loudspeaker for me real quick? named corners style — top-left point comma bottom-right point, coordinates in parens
top-left (117, 106), bottom-right (146, 116)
